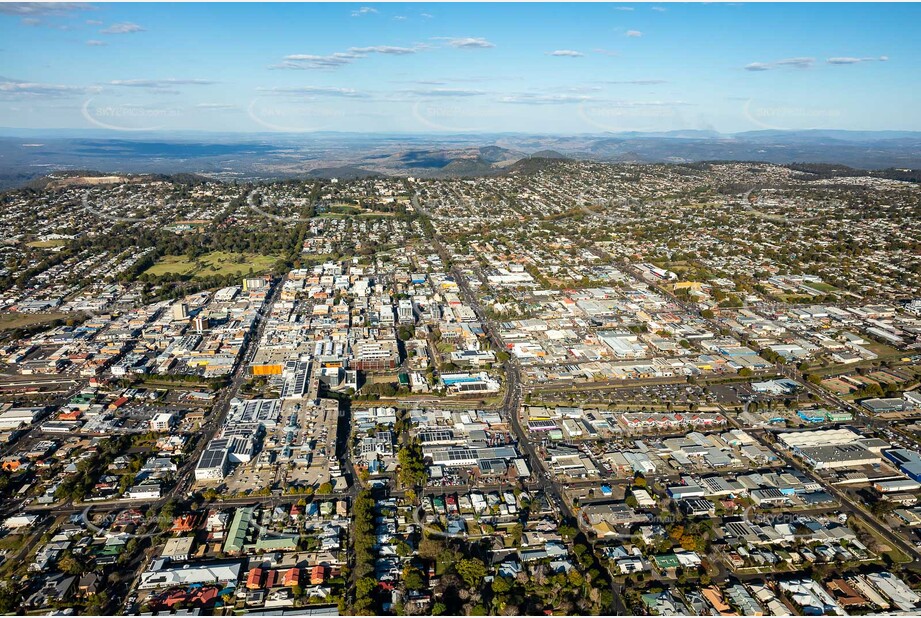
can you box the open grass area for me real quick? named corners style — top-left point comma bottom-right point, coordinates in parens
top-left (143, 251), bottom-right (280, 279)
top-left (804, 281), bottom-right (838, 293)
top-left (26, 239), bottom-right (68, 248)
top-left (0, 311), bottom-right (69, 330)
top-left (299, 253), bottom-right (336, 264)
top-left (329, 203), bottom-right (362, 214)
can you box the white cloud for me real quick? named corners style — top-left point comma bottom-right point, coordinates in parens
top-left (827, 56), bottom-right (888, 65)
top-left (273, 45), bottom-right (425, 70)
top-left (438, 37), bottom-right (495, 49)
top-left (258, 86), bottom-right (364, 98)
top-left (745, 57), bottom-right (814, 71)
top-left (195, 103), bottom-right (236, 110)
top-left (109, 78), bottom-right (216, 90)
top-left (651, 6), bottom-right (667, 12)
top-left (85, 40), bottom-right (106, 47)
top-left (775, 57), bottom-right (814, 68)
top-left (404, 88), bottom-right (485, 97)
top-left (0, 76), bottom-right (91, 98)
top-left (615, 6), bottom-right (634, 11)
top-left (548, 50), bottom-right (584, 57)
top-left (351, 7), bottom-right (378, 18)
top-left (273, 54), bottom-right (356, 70)
top-left (626, 30), bottom-right (643, 38)
top-left (349, 45), bottom-right (418, 55)
top-left (0, 3), bottom-right (93, 16)
top-left (101, 22), bottom-right (146, 34)
top-left (500, 92), bottom-right (594, 105)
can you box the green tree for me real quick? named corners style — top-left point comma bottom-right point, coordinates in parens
top-left (491, 576), bottom-right (512, 595)
top-left (456, 558), bottom-right (487, 588)
top-left (403, 566), bottom-right (425, 591)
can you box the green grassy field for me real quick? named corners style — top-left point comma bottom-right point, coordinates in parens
top-left (144, 251), bottom-right (280, 279)
top-left (26, 239), bottom-right (68, 248)
top-left (0, 312), bottom-right (68, 330)
top-left (804, 282), bottom-right (838, 292)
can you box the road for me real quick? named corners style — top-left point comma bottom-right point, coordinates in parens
top-left (168, 277), bottom-right (285, 500)
top-left (22, 279), bottom-right (285, 517)
top-left (721, 407), bottom-right (921, 564)
top-left (411, 193), bottom-right (573, 523)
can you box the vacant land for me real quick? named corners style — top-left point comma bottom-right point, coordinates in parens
top-left (144, 251), bottom-right (279, 279)
top-left (0, 311), bottom-right (68, 330)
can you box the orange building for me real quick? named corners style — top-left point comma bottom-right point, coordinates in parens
top-left (310, 565), bottom-right (326, 585)
top-left (283, 568), bottom-right (301, 587)
top-left (170, 514), bottom-right (198, 533)
top-left (246, 568), bottom-right (264, 590)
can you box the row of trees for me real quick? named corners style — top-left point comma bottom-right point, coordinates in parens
top-left (397, 441), bottom-right (428, 489)
top-left (351, 490), bottom-right (379, 615)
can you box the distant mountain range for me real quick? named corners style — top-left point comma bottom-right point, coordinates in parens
top-left (1, 129), bottom-right (919, 189)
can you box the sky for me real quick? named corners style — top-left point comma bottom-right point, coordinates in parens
top-left (1, 2), bottom-right (919, 134)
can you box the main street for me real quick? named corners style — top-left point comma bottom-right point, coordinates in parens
top-left (168, 276), bottom-right (284, 501)
top-left (24, 277), bottom-right (286, 518)
top-left (411, 193), bottom-right (572, 523)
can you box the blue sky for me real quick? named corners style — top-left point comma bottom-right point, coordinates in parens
top-left (1, 2), bottom-right (918, 133)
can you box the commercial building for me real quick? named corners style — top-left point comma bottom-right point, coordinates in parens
top-left (861, 398), bottom-right (905, 414)
top-left (884, 449), bottom-right (921, 482)
top-left (195, 443), bottom-right (230, 481)
top-left (138, 559), bottom-right (242, 590)
top-left (161, 537), bottom-right (195, 562)
top-left (352, 339), bottom-right (399, 371)
top-left (797, 444), bottom-right (879, 470)
top-left (150, 412), bottom-right (176, 432)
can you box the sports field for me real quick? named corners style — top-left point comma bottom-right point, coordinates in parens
top-left (143, 251), bottom-right (279, 279)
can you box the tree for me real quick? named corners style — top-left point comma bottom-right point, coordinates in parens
top-left (395, 540), bottom-right (413, 557)
top-left (509, 523), bottom-right (523, 545)
top-left (558, 524), bottom-right (578, 540)
top-left (397, 441), bottom-right (427, 488)
top-left (58, 551), bottom-right (85, 575)
top-left (317, 482), bottom-right (333, 494)
top-left (680, 534), bottom-right (700, 551)
top-left (403, 566), bottom-right (425, 591)
top-left (491, 576), bottom-right (512, 595)
top-left (456, 558), bottom-right (487, 588)
top-left (567, 568), bottom-right (584, 588)
top-left (0, 582), bottom-right (21, 614)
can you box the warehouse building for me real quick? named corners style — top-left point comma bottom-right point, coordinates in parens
top-left (195, 443), bottom-right (230, 481)
top-left (797, 444), bottom-right (880, 470)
